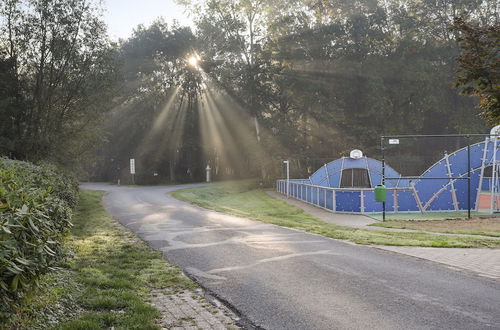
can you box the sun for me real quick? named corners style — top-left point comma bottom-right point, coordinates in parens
top-left (187, 55), bottom-right (199, 68)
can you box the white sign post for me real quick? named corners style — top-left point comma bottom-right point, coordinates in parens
top-left (206, 165), bottom-right (212, 183)
top-left (130, 158), bottom-right (135, 184)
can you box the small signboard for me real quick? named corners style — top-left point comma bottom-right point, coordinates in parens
top-left (388, 139), bottom-right (400, 145)
top-left (130, 158), bottom-right (135, 174)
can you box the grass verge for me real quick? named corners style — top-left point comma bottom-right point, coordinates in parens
top-left (370, 218), bottom-right (500, 237)
top-left (4, 190), bottom-right (196, 329)
top-left (172, 183), bottom-right (500, 248)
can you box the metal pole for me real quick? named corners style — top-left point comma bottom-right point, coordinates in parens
top-left (467, 137), bottom-right (471, 219)
top-left (491, 137), bottom-right (498, 214)
top-left (283, 160), bottom-right (290, 197)
top-left (381, 137), bottom-right (386, 221)
top-left (287, 161), bottom-right (290, 197)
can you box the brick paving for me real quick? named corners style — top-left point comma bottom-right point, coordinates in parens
top-left (376, 246), bottom-right (500, 280)
top-left (150, 289), bottom-right (239, 330)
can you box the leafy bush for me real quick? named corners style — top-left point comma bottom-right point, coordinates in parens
top-left (0, 158), bottom-right (78, 305)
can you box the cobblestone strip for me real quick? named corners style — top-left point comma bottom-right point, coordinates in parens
top-left (150, 289), bottom-right (240, 330)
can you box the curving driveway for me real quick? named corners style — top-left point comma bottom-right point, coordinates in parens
top-left (81, 183), bottom-right (500, 330)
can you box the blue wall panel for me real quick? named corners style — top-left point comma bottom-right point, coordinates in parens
top-left (329, 175), bottom-right (341, 188)
top-left (482, 178), bottom-right (491, 191)
top-left (427, 187), bottom-right (454, 211)
top-left (367, 158), bottom-right (382, 173)
top-left (384, 167), bottom-right (401, 186)
top-left (454, 170), bottom-right (480, 210)
top-left (370, 172), bottom-right (382, 187)
top-left (319, 189), bottom-right (325, 207)
top-left (363, 191), bottom-right (383, 212)
top-left (449, 149), bottom-right (468, 177)
top-left (336, 191), bottom-right (361, 212)
top-left (385, 190), bottom-right (395, 211)
top-left (317, 178), bottom-right (329, 187)
top-left (366, 158), bottom-right (400, 188)
top-left (325, 190), bottom-right (333, 210)
top-left (310, 168), bottom-right (326, 185)
top-left (326, 160), bottom-right (343, 188)
top-left (415, 159), bottom-right (450, 205)
top-left (470, 143), bottom-right (485, 169)
top-left (326, 159), bottom-right (343, 176)
top-left (312, 187), bottom-right (318, 204)
top-left (397, 190), bottom-right (419, 211)
top-left (415, 179), bottom-right (450, 206)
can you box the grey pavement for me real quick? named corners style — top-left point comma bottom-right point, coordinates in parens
top-left (82, 183), bottom-right (500, 330)
top-left (270, 190), bottom-right (500, 279)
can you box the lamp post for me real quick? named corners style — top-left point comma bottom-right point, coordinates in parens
top-left (283, 160), bottom-right (290, 197)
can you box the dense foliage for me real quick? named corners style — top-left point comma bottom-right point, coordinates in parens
top-left (93, 0), bottom-right (497, 184)
top-left (0, 0), bottom-right (117, 171)
top-left (0, 158), bottom-right (78, 311)
top-left (453, 16), bottom-right (500, 125)
top-left (0, 1), bottom-right (498, 182)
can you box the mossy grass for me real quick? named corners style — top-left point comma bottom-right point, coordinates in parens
top-left (3, 190), bottom-right (197, 329)
top-left (172, 184), bottom-right (500, 248)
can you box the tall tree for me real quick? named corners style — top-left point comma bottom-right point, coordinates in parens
top-left (96, 22), bottom-right (206, 183)
top-left (0, 0), bottom-right (117, 168)
top-left (453, 16), bottom-right (500, 125)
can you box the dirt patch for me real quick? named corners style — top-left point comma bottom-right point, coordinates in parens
top-left (377, 218), bottom-right (500, 237)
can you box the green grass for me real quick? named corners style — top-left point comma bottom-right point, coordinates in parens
top-left (4, 190), bottom-right (197, 329)
top-left (172, 184), bottom-right (500, 248)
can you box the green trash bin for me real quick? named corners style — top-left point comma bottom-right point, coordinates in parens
top-left (374, 185), bottom-right (387, 202)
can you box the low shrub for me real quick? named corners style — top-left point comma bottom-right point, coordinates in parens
top-left (0, 158), bottom-right (78, 309)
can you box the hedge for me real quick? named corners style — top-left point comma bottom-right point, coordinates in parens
top-left (0, 158), bottom-right (78, 304)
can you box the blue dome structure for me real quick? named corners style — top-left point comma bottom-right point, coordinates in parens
top-left (277, 139), bottom-right (500, 214)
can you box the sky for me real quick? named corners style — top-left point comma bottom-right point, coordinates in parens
top-left (103, 0), bottom-right (192, 40)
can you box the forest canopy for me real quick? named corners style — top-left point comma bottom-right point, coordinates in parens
top-left (0, 0), bottom-right (117, 171)
top-left (0, 0), bottom-right (498, 182)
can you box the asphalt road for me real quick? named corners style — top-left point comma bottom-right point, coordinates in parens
top-left (81, 183), bottom-right (500, 330)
